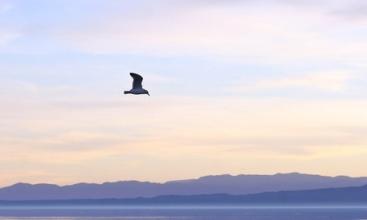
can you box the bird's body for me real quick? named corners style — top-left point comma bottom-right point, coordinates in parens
top-left (124, 88), bottom-right (149, 95)
top-left (124, 73), bottom-right (150, 96)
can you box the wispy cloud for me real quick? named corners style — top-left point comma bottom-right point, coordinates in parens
top-left (0, 1), bottom-right (19, 48)
top-left (0, 31), bottom-right (20, 47)
top-left (331, 0), bottom-right (367, 21)
top-left (0, 0), bottom-right (13, 14)
top-left (233, 71), bottom-right (354, 93)
top-left (2, 92), bottom-right (367, 184)
top-left (47, 0), bottom-right (366, 67)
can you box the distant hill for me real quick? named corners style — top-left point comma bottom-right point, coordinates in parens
top-left (1, 173), bottom-right (367, 201)
top-left (1, 184), bottom-right (367, 205)
top-left (121, 184), bottom-right (367, 204)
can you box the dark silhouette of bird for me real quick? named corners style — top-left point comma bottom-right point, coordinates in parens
top-left (124, 73), bottom-right (150, 96)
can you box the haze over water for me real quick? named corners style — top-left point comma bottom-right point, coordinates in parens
top-left (1, 205), bottom-right (367, 220)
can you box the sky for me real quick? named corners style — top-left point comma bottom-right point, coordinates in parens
top-left (1, 0), bottom-right (367, 186)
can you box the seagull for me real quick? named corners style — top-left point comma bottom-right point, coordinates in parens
top-left (124, 72), bottom-right (150, 96)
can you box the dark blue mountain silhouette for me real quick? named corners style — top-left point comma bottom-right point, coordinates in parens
top-left (123, 184), bottom-right (367, 204)
top-left (1, 173), bottom-right (367, 201)
top-left (1, 184), bottom-right (367, 205)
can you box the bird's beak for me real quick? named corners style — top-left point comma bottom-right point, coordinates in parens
top-left (147, 93), bottom-right (150, 96)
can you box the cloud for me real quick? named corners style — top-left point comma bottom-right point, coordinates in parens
top-left (44, 0), bottom-right (365, 66)
top-left (1, 0), bottom-right (366, 65)
top-left (0, 31), bottom-right (19, 47)
top-left (330, 0), bottom-right (367, 21)
top-left (2, 94), bottom-right (367, 184)
top-left (0, 1), bottom-right (19, 48)
top-left (0, 0), bottom-right (13, 14)
top-left (233, 70), bottom-right (354, 93)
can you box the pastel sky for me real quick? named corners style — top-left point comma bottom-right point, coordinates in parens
top-left (1, 0), bottom-right (367, 186)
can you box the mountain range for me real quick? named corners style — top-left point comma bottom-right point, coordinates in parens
top-left (133, 184), bottom-right (367, 204)
top-left (1, 173), bottom-right (367, 201)
top-left (17, 184), bottom-right (362, 205)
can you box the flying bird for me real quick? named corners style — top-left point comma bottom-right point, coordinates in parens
top-left (124, 73), bottom-right (150, 96)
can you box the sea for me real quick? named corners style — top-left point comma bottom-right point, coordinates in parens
top-left (0, 205), bottom-right (367, 220)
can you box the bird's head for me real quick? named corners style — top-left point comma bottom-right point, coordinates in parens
top-left (144, 90), bottom-right (150, 96)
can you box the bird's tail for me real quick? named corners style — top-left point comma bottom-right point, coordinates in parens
top-left (124, 91), bottom-right (131, 94)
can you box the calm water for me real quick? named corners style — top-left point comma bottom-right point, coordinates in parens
top-left (0, 205), bottom-right (366, 220)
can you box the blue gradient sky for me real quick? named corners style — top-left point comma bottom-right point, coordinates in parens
top-left (1, 0), bottom-right (367, 186)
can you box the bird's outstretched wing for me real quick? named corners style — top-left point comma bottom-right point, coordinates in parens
top-left (130, 72), bottom-right (143, 89)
